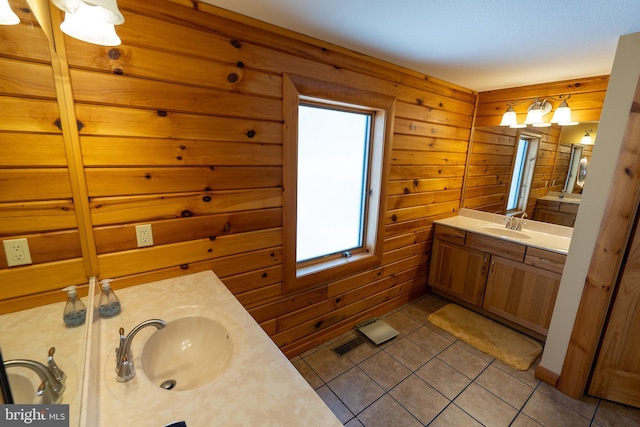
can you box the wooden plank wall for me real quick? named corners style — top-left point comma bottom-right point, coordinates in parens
top-left (0, 0), bottom-right (609, 357)
top-left (464, 76), bottom-right (608, 216)
top-left (0, 1), bottom-right (87, 313)
top-left (0, 0), bottom-right (476, 356)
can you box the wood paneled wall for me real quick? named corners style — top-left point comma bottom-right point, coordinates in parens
top-left (0, 0), bottom-right (609, 356)
top-left (0, 0), bottom-right (475, 356)
top-left (463, 76), bottom-right (608, 216)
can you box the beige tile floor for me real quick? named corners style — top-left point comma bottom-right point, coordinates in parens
top-left (290, 293), bottom-right (640, 427)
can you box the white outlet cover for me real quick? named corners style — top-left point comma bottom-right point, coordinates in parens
top-left (135, 224), bottom-right (154, 248)
top-left (3, 238), bottom-right (33, 267)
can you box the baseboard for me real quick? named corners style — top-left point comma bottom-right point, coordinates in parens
top-left (535, 364), bottom-right (560, 387)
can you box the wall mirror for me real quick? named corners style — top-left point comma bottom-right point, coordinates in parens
top-left (0, 1), bottom-right (89, 422)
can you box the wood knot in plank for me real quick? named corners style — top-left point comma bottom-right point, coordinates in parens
top-left (625, 167), bottom-right (634, 177)
top-left (108, 48), bottom-right (120, 60)
top-left (227, 73), bottom-right (238, 83)
top-left (230, 39), bottom-right (242, 49)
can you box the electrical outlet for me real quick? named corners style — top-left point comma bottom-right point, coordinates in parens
top-left (3, 238), bottom-right (33, 267)
top-left (135, 224), bottom-right (154, 248)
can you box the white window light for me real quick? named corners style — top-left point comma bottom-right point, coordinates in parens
top-left (52, 0), bottom-right (124, 46)
top-left (0, 0), bottom-right (20, 25)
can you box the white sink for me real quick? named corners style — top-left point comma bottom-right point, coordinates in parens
top-left (481, 226), bottom-right (531, 240)
top-left (140, 316), bottom-right (232, 391)
top-left (7, 372), bottom-right (39, 404)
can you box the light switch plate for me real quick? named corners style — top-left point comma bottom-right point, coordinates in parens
top-left (3, 238), bottom-right (33, 267)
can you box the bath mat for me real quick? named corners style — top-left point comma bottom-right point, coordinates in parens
top-left (427, 304), bottom-right (542, 370)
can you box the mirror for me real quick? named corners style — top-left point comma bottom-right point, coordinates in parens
top-left (469, 123), bottom-right (598, 223)
top-left (564, 144), bottom-right (586, 193)
top-left (0, 1), bottom-right (90, 423)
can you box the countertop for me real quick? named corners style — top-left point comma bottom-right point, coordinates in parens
top-left (89, 271), bottom-right (342, 427)
top-left (435, 209), bottom-right (573, 254)
top-left (538, 192), bottom-right (582, 205)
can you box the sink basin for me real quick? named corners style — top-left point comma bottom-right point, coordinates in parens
top-left (140, 316), bottom-right (232, 391)
top-left (481, 226), bottom-right (531, 240)
top-left (7, 372), bottom-right (39, 404)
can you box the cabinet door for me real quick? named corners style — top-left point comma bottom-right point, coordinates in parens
top-left (483, 256), bottom-right (561, 336)
top-left (535, 208), bottom-right (576, 227)
top-left (428, 239), bottom-right (489, 306)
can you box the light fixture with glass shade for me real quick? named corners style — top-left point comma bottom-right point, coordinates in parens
top-left (499, 94), bottom-right (578, 128)
top-left (0, 0), bottom-right (20, 25)
top-left (580, 129), bottom-right (595, 145)
top-left (525, 98), bottom-right (552, 127)
top-left (550, 95), bottom-right (578, 126)
top-left (52, 0), bottom-right (124, 46)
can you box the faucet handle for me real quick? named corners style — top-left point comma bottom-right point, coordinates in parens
top-left (47, 347), bottom-right (66, 385)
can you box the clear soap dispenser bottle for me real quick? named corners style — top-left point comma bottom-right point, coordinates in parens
top-left (98, 279), bottom-right (121, 318)
top-left (63, 285), bottom-right (87, 327)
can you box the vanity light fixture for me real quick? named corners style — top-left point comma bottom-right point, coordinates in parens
top-left (524, 98), bottom-right (552, 127)
top-left (52, 0), bottom-right (124, 46)
top-left (0, 0), bottom-right (19, 25)
top-left (499, 94), bottom-right (578, 128)
top-left (580, 129), bottom-right (595, 145)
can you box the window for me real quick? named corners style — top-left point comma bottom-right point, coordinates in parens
top-left (297, 104), bottom-right (372, 263)
top-left (507, 134), bottom-right (539, 212)
top-left (283, 74), bottom-right (395, 293)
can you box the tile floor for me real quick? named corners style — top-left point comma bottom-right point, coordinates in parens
top-left (290, 293), bottom-right (640, 427)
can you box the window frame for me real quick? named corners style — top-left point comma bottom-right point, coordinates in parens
top-left (282, 74), bottom-right (395, 294)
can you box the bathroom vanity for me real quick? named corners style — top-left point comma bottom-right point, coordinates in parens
top-left (428, 209), bottom-right (572, 339)
top-left (533, 192), bottom-right (581, 227)
top-left (1, 271), bottom-right (342, 427)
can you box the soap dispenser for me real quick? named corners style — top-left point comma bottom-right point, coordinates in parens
top-left (98, 279), bottom-right (121, 318)
top-left (63, 286), bottom-right (87, 327)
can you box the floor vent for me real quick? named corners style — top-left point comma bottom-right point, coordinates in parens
top-left (333, 336), bottom-right (365, 356)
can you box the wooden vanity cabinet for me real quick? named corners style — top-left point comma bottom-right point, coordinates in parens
top-left (483, 256), bottom-right (562, 336)
top-left (534, 199), bottom-right (579, 227)
top-left (428, 238), bottom-right (489, 306)
top-left (429, 223), bottom-right (566, 337)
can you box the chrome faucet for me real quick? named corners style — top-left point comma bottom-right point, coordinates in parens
top-left (115, 319), bottom-right (166, 382)
top-left (505, 216), bottom-right (516, 229)
top-left (5, 347), bottom-right (65, 404)
top-left (516, 212), bottom-right (528, 230)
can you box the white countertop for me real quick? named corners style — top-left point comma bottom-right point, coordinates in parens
top-left (89, 271), bottom-right (342, 427)
top-left (538, 192), bottom-right (582, 205)
top-left (435, 209), bottom-right (573, 254)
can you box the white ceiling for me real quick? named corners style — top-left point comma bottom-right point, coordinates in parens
top-left (200, 0), bottom-right (640, 92)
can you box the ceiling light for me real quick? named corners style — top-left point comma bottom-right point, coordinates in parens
top-left (0, 0), bottom-right (20, 25)
top-left (52, 0), bottom-right (124, 46)
top-left (580, 130), bottom-right (594, 145)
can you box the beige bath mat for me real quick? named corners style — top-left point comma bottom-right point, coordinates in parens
top-left (428, 303), bottom-right (542, 370)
